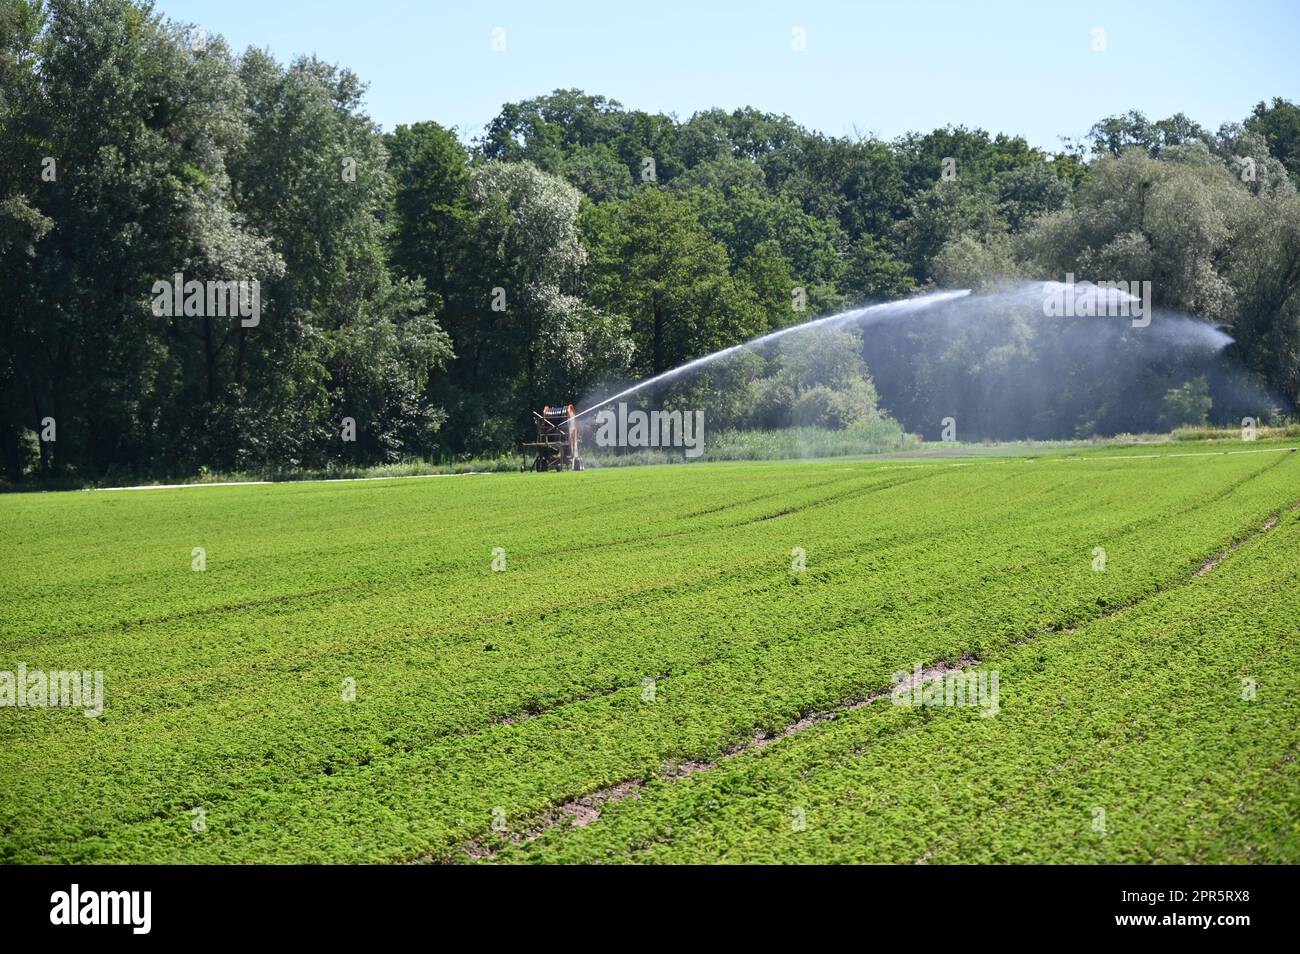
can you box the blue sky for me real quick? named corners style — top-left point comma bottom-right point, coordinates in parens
top-left (155, 0), bottom-right (1297, 150)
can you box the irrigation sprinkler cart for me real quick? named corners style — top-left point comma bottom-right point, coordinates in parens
top-left (523, 404), bottom-right (585, 472)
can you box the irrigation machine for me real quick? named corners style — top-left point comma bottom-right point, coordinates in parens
top-left (523, 404), bottom-right (585, 472)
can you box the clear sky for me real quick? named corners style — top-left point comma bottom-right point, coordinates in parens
top-left (154, 0), bottom-right (1298, 150)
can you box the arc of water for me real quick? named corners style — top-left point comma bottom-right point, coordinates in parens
top-left (573, 288), bottom-right (971, 422)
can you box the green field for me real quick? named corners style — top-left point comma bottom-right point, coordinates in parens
top-left (1, 441), bottom-right (1298, 863)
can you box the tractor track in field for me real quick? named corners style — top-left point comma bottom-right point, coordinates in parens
top-left (908, 503), bottom-right (1294, 864)
top-left (454, 467), bottom-right (1292, 758)
top-left (445, 654), bottom-right (984, 863)
top-left (681, 473), bottom-right (867, 519)
top-left (725, 468), bottom-right (945, 526)
top-left (435, 498), bottom-right (1295, 864)
top-left (447, 467), bottom-right (1099, 737)
top-left (15, 451), bottom-right (1149, 658)
top-left (1197, 515), bottom-right (1278, 575)
top-left (630, 502), bottom-right (1297, 866)
top-left (6, 468), bottom-right (946, 653)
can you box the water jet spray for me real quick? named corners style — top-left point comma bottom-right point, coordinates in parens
top-left (572, 289), bottom-right (971, 422)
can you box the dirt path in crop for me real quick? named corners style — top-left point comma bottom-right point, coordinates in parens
top-left (448, 656), bottom-right (980, 862)
top-left (425, 494), bottom-right (1296, 865)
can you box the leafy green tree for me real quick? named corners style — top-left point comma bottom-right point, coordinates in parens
top-left (1211, 122), bottom-right (1292, 194)
top-left (768, 133), bottom-right (908, 244)
top-left (842, 234), bottom-right (916, 301)
top-left (678, 107), bottom-right (805, 168)
top-left (480, 89), bottom-right (683, 197)
top-left (1158, 376), bottom-right (1212, 429)
top-left (0, 0), bottom-right (51, 477)
top-left (895, 181), bottom-right (1007, 282)
top-left (932, 232), bottom-right (1020, 290)
top-left (1087, 110), bottom-right (1209, 158)
top-left (895, 126), bottom-right (1043, 193)
top-left (229, 50), bottom-right (447, 469)
top-left (1223, 181), bottom-right (1300, 408)
top-left (450, 161), bottom-right (626, 446)
top-left (1246, 98), bottom-right (1300, 182)
top-left (680, 179), bottom-right (847, 314)
top-left (386, 121), bottom-right (471, 310)
top-left (1021, 147), bottom-right (1244, 322)
top-left (1, 0), bottom-right (278, 476)
top-left (0, 2), bottom-right (451, 479)
top-left (995, 162), bottom-right (1072, 230)
top-left (581, 188), bottom-right (766, 379)
top-left (327, 275), bottom-right (451, 463)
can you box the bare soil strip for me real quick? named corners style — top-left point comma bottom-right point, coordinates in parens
top-left (1196, 514), bottom-right (1280, 575)
top-left (445, 657), bottom-right (979, 862)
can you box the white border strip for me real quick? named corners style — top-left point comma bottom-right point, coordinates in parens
top-left (88, 472), bottom-right (494, 492)
top-left (1051, 447), bottom-right (1297, 462)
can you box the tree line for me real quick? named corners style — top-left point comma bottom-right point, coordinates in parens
top-left (3, 0), bottom-right (1299, 480)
